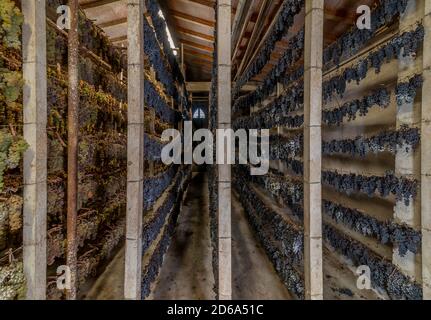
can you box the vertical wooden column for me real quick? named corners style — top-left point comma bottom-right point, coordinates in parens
top-left (394, 0), bottom-right (422, 281)
top-left (421, 0), bottom-right (431, 300)
top-left (217, 0), bottom-right (232, 300)
top-left (303, 0), bottom-right (324, 300)
top-left (124, 0), bottom-right (145, 300)
top-left (22, 0), bottom-right (47, 300)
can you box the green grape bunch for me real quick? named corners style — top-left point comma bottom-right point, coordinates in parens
top-left (0, 0), bottom-right (23, 50)
top-left (0, 130), bottom-right (28, 192)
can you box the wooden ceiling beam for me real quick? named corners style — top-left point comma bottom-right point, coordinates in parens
top-left (98, 17), bottom-right (127, 28)
top-left (184, 49), bottom-right (213, 61)
top-left (170, 9), bottom-right (215, 28)
top-left (80, 0), bottom-right (119, 10)
top-left (111, 35), bottom-right (127, 43)
top-left (185, 0), bottom-right (215, 7)
top-left (177, 26), bottom-right (214, 42)
top-left (180, 39), bottom-right (214, 52)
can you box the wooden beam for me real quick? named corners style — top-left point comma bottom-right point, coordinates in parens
top-left (111, 35), bottom-right (127, 43)
top-left (187, 81), bottom-right (256, 92)
top-left (422, 0), bottom-right (431, 300)
top-left (66, 0), bottom-right (79, 300)
top-left (22, 0), bottom-right (47, 300)
top-left (233, 0), bottom-right (271, 80)
top-left (180, 39), bottom-right (214, 52)
top-left (231, 0), bottom-right (252, 55)
top-left (177, 26), bottom-right (214, 42)
top-left (186, 0), bottom-right (215, 7)
top-left (303, 0), bottom-right (324, 300)
top-left (80, 0), bottom-right (119, 9)
top-left (184, 48), bottom-right (213, 61)
top-left (124, 0), bottom-right (145, 300)
top-left (98, 17), bottom-right (127, 28)
top-left (217, 0), bottom-right (232, 301)
top-left (170, 9), bottom-right (215, 27)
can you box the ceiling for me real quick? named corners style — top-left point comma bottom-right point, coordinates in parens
top-left (79, 0), bottom-right (378, 83)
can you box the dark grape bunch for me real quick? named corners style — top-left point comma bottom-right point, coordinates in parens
top-left (322, 126), bottom-right (420, 157)
top-left (322, 170), bottom-right (418, 205)
top-left (233, 0), bottom-right (304, 98)
top-left (233, 29), bottom-right (304, 107)
top-left (324, 224), bottom-right (421, 300)
top-left (323, 25), bottom-right (424, 102)
top-left (323, 0), bottom-right (409, 68)
top-left (323, 200), bottom-right (421, 256)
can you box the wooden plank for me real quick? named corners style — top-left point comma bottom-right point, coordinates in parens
top-left (170, 9), bottom-right (215, 27)
top-left (186, 0), bottom-right (215, 7)
top-left (184, 49), bottom-right (213, 61)
top-left (22, 0), bottom-right (48, 300)
top-left (421, 0), bottom-right (431, 300)
top-left (217, 0), bottom-right (232, 301)
top-left (303, 0), bottom-right (324, 300)
top-left (124, 0), bottom-right (145, 300)
top-left (98, 17), bottom-right (127, 28)
top-left (177, 26), bottom-right (214, 42)
top-left (180, 39), bottom-right (214, 52)
top-left (80, 0), bottom-right (120, 9)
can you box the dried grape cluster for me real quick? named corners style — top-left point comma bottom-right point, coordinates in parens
top-left (270, 134), bottom-right (303, 159)
top-left (322, 88), bottom-right (390, 126)
top-left (324, 224), bottom-right (421, 300)
top-left (233, 29), bottom-right (304, 110)
top-left (234, 111), bottom-right (304, 130)
top-left (144, 134), bottom-right (167, 161)
top-left (233, 169), bottom-right (304, 298)
top-left (145, 0), bottom-right (186, 93)
top-left (145, 79), bottom-right (181, 124)
top-left (233, 0), bottom-right (304, 97)
top-left (322, 171), bottom-right (418, 206)
top-left (0, 0), bottom-right (23, 49)
top-left (141, 168), bottom-right (190, 299)
top-left (0, 194), bottom-right (23, 250)
top-left (234, 75), bottom-right (304, 115)
top-left (47, 0), bottom-right (127, 72)
top-left (0, 130), bottom-right (28, 192)
top-left (142, 169), bottom-right (185, 253)
top-left (323, 0), bottom-right (409, 68)
top-left (0, 261), bottom-right (26, 300)
top-left (395, 74), bottom-right (424, 106)
top-left (323, 200), bottom-right (421, 256)
top-left (323, 25), bottom-right (424, 102)
top-left (144, 20), bottom-right (179, 103)
top-left (322, 126), bottom-right (420, 157)
top-left (237, 165), bottom-right (304, 221)
top-left (144, 165), bottom-right (178, 211)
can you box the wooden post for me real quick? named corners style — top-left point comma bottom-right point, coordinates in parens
top-left (421, 0), bottom-right (431, 300)
top-left (393, 0), bottom-right (422, 282)
top-left (22, 0), bottom-right (47, 300)
top-left (124, 0), bottom-right (145, 300)
top-left (66, 0), bottom-right (79, 300)
top-left (303, 0), bottom-right (324, 300)
top-left (217, 0), bottom-right (232, 300)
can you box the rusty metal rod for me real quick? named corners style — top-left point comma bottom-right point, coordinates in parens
top-left (66, 0), bottom-right (79, 300)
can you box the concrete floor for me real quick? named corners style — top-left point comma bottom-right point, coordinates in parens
top-left (85, 171), bottom-right (291, 300)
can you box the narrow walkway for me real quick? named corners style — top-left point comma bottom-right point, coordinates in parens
top-left (85, 171), bottom-right (292, 300)
top-left (149, 172), bottom-right (215, 299)
top-left (232, 191), bottom-right (292, 300)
